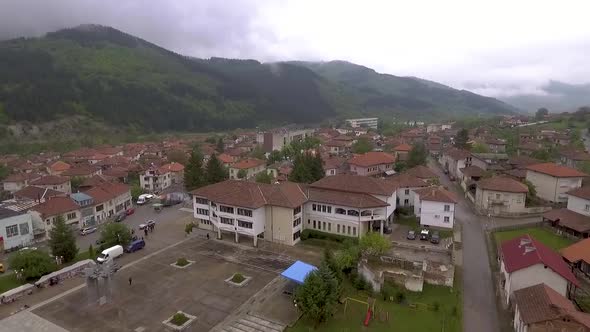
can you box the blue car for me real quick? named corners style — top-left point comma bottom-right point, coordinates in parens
top-left (125, 239), bottom-right (145, 253)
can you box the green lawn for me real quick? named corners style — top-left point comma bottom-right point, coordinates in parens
top-left (288, 282), bottom-right (461, 332)
top-left (0, 273), bottom-right (24, 294)
top-left (494, 227), bottom-right (574, 251)
top-left (396, 216), bottom-right (453, 239)
top-left (300, 238), bottom-right (345, 251)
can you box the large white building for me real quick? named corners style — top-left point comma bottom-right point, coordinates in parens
top-left (525, 163), bottom-right (586, 203)
top-left (413, 187), bottom-right (457, 229)
top-left (345, 118), bottom-right (379, 129)
top-left (0, 208), bottom-right (34, 251)
top-left (191, 174), bottom-right (398, 246)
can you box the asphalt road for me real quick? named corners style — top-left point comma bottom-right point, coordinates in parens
top-left (428, 159), bottom-right (500, 332)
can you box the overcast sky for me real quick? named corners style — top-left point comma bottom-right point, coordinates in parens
top-left (2, 0), bottom-right (589, 97)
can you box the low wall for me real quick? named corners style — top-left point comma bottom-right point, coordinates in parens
top-left (476, 206), bottom-right (551, 218)
top-left (0, 283), bottom-right (34, 304)
top-left (391, 241), bottom-right (451, 255)
top-left (35, 259), bottom-right (95, 288)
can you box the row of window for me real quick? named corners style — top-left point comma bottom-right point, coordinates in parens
top-left (195, 198), bottom-right (208, 205)
top-left (293, 206), bottom-right (302, 216)
top-left (312, 204), bottom-right (332, 213)
top-left (433, 215), bottom-right (451, 223)
top-left (196, 208), bottom-right (209, 216)
top-left (293, 218), bottom-right (301, 227)
top-left (219, 217), bottom-right (253, 229)
top-left (6, 223), bottom-right (29, 238)
top-left (308, 219), bottom-right (356, 236)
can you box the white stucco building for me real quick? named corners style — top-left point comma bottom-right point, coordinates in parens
top-left (525, 163), bottom-right (586, 203)
top-left (0, 208), bottom-right (34, 250)
top-left (413, 187), bottom-right (457, 229)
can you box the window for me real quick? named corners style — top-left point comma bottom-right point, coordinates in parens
top-left (195, 197), bottom-right (208, 205)
top-left (144, 177), bottom-right (149, 181)
top-left (237, 208), bottom-right (253, 217)
top-left (404, 199), bottom-right (409, 205)
top-left (96, 205), bottom-right (104, 212)
top-left (211, 202), bottom-right (217, 208)
top-left (67, 212), bottom-right (76, 220)
top-left (328, 223), bottom-right (331, 232)
top-left (335, 208), bottom-right (346, 215)
top-left (308, 219), bottom-right (310, 225)
top-left (347, 226), bottom-right (351, 235)
top-left (405, 189), bottom-right (410, 195)
top-left (323, 222), bottom-right (326, 230)
top-left (293, 218), bottom-right (301, 227)
top-left (353, 227), bottom-right (356, 236)
top-left (19, 223), bottom-right (29, 235)
top-left (6, 225), bottom-right (18, 238)
top-left (444, 205), bottom-right (450, 212)
top-left (495, 194), bottom-right (501, 199)
top-left (201, 219), bottom-right (211, 225)
top-left (196, 208), bottom-right (209, 216)
top-left (238, 220), bottom-right (253, 229)
top-left (312, 204), bottom-right (317, 211)
top-left (293, 230), bottom-right (301, 241)
top-left (586, 204), bottom-right (590, 212)
top-left (444, 216), bottom-right (450, 223)
top-left (337, 224), bottom-right (340, 233)
top-left (220, 217), bottom-right (233, 225)
top-left (347, 210), bottom-right (359, 216)
top-left (293, 206), bottom-right (302, 215)
top-left (220, 206), bottom-right (234, 213)
top-left (313, 220), bottom-right (316, 228)
top-left (322, 205), bottom-right (326, 213)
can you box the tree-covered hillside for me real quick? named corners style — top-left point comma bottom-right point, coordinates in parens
top-left (0, 25), bottom-right (518, 133)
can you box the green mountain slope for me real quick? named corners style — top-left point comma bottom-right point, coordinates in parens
top-left (0, 25), bottom-right (518, 132)
top-left (500, 80), bottom-right (590, 112)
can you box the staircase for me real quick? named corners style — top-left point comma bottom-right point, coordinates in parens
top-left (220, 314), bottom-right (285, 332)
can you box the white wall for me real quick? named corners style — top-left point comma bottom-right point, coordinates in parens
top-left (526, 171), bottom-right (582, 203)
top-left (417, 200), bottom-right (455, 229)
top-left (567, 195), bottom-right (590, 216)
top-left (475, 188), bottom-right (526, 213)
top-left (0, 213), bottom-right (34, 250)
top-left (505, 263), bottom-right (568, 303)
top-left (397, 187), bottom-right (422, 207)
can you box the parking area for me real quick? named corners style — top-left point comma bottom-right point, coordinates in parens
top-left (33, 238), bottom-right (280, 332)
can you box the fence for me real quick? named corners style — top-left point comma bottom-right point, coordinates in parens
top-left (35, 259), bottom-right (95, 288)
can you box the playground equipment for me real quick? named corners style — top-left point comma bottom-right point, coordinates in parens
top-left (343, 297), bottom-right (376, 327)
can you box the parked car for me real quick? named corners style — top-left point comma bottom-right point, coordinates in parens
top-left (96, 245), bottom-right (124, 264)
top-left (114, 213), bottom-right (127, 223)
top-left (19, 246), bottom-right (37, 251)
top-left (420, 229), bottom-right (430, 241)
top-left (136, 194), bottom-right (154, 205)
top-left (125, 239), bottom-right (145, 253)
top-left (430, 231), bottom-right (440, 244)
top-left (406, 230), bottom-right (416, 240)
top-left (125, 207), bottom-right (135, 215)
top-left (139, 220), bottom-right (156, 230)
top-left (80, 227), bottom-right (97, 236)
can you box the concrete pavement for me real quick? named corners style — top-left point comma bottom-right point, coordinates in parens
top-left (428, 159), bottom-right (500, 332)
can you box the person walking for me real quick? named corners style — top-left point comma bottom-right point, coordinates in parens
top-left (206, 233), bottom-right (210, 240)
top-left (128, 277), bottom-right (132, 286)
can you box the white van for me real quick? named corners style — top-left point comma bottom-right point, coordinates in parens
top-left (96, 245), bottom-right (124, 264)
top-left (136, 194), bottom-right (154, 205)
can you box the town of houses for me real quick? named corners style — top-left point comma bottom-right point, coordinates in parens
top-left (4, 112), bottom-right (590, 330)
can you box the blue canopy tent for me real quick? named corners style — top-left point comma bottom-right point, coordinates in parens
top-left (281, 260), bottom-right (318, 285)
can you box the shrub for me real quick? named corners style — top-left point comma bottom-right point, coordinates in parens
top-left (395, 291), bottom-right (405, 304)
top-left (381, 283), bottom-right (395, 301)
top-left (231, 273), bottom-right (245, 283)
top-left (432, 301), bottom-right (440, 312)
top-left (170, 312), bottom-right (189, 326)
top-left (176, 258), bottom-right (189, 266)
top-left (351, 272), bottom-right (372, 291)
top-left (300, 229), bottom-right (358, 244)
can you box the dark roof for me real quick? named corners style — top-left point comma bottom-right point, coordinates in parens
top-left (30, 175), bottom-right (69, 185)
top-left (310, 174), bottom-right (397, 196)
top-left (543, 208), bottom-right (590, 233)
top-left (403, 165), bottom-right (438, 179)
top-left (308, 188), bottom-right (388, 208)
top-left (0, 207), bottom-right (24, 219)
top-left (567, 186), bottom-right (590, 200)
top-left (13, 186), bottom-right (63, 200)
top-left (460, 165), bottom-right (486, 177)
top-left (83, 183), bottom-right (130, 204)
top-left (386, 173), bottom-right (428, 189)
top-left (477, 176), bottom-right (529, 193)
top-left (500, 234), bottom-right (578, 286)
top-left (526, 163), bottom-right (587, 178)
top-left (443, 147), bottom-right (471, 160)
top-left (2, 173), bottom-right (41, 183)
top-left (503, 169), bottom-right (527, 180)
top-left (413, 187), bottom-right (457, 203)
top-left (507, 156), bottom-right (543, 169)
top-left (560, 150), bottom-right (590, 161)
top-left (513, 283), bottom-right (585, 326)
top-left (61, 165), bottom-right (99, 177)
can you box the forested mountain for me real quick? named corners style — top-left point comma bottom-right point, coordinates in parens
top-left (0, 25), bottom-right (518, 132)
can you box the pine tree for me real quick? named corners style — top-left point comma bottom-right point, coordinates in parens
top-left (455, 129), bottom-right (469, 149)
top-left (290, 153), bottom-right (311, 183)
top-left (216, 137), bottom-right (224, 153)
top-left (310, 153), bottom-right (325, 182)
top-left (407, 142), bottom-right (427, 167)
top-left (205, 154), bottom-right (227, 184)
top-left (48, 215), bottom-right (79, 263)
top-left (184, 150), bottom-right (205, 191)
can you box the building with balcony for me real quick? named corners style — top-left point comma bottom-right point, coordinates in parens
top-left (474, 176), bottom-right (529, 215)
top-left (191, 174), bottom-right (399, 246)
top-left (413, 187), bottom-right (457, 229)
top-left (139, 165), bottom-right (172, 192)
top-left (345, 118), bottom-right (378, 129)
top-left (348, 152), bottom-right (396, 177)
top-left (525, 163), bottom-right (587, 203)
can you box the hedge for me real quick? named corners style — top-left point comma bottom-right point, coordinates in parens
top-left (301, 229), bottom-right (358, 244)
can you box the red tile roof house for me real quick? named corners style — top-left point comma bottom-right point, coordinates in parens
top-left (229, 158), bottom-right (267, 180)
top-left (30, 196), bottom-right (82, 232)
top-left (562, 238), bottom-right (590, 276)
top-left (158, 162), bottom-right (185, 184)
top-left (543, 186), bottom-right (590, 239)
top-left (474, 176), bottom-right (529, 216)
top-left (348, 152), bottom-right (396, 177)
top-left (393, 143), bottom-right (412, 161)
top-left (84, 182), bottom-right (132, 223)
top-left (47, 160), bottom-right (71, 175)
top-left (412, 187), bottom-right (457, 229)
top-left (525, 163), bottom-right (587, 203)
top-left (388, 173), bottom-right (428, 207)
top-left (438, 147), bottom-right (472, 180)
top-left (2, 173), bottom-right (42, 193)
top-left (513, 283), bottom-right (590, 332)
top-left (61, 165), bottom-right (103, 179)
top-left (403, 165), bottom-right (438, 184)
top-left (29, 175), bottom-right (72, 194)
top-left (499, 234), bottom-right (578, 305)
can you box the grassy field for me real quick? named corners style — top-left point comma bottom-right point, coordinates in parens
top-left (396, 216), bottom-right (453, 239)
top-left (0, 273), bottom-right (24, 294)
top-left (288, 280), bottom-right (461, 332)
top-left (494, 227), bottom-right (574, 251)
top-left (299, 238), bottom-right (346, 250)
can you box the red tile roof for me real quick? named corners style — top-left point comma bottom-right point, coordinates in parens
top-left (30, 175), bottom-right (69, 186)
top-left (393, 143), bottom-right (412, 152)
top-left (159, 162), bottom-right (185, 173)
top-left (310, 174), bottom-right (397, 196)
top-left (348, 152), bottom-right (395, 167)
top-left (526, 163), bottom-right (587, 178)
top-left (460, 165), bottom-right (486, 177)
top-left (49, 161), bottom-right (71, 172)
top-left (62, 165), bottom-right (100, 177)
top-left (308, 188), bottom-right (388, 208)
top-left (561, 238), bottom-right (590, 265)
top-left (477, 176), bottom-right (529, 193)
top-left (217, 153), bottom-right (235, 164)
top-left (2, 173), bottom-right (41, 183)
top-left (500, 234), bottom-right (578, 286)
top-left (32, 196), bottom-right (79, 217)
top-left (231, 158), bottom-right (266, 170)
top-left (14, 186), bottom-right (64, 201)
top-left (413, 187), bottom-right (457, 204)
top-left (403, 165), bottom-right (438, 180)
top-left (443, 147), bottom-right (471, 160)
top-left (83, 182), bottom-right (130, 204)
top-left (567, 186), bottom-right (590, 200)
top-left (386, 174), bottom-right (428, 189)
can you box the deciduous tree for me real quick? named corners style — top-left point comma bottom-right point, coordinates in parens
top-left (48, 215), bottom-right (79, 263)
top-left (352, 137), bottom-right (373, 154)
top-left (100, 223), bottom-right (132, 248)
top-left (10, 250), bottom-right (56, 280)
top-left (255, 171), bottom-right (273, 184)
top-left (359, 231), bottom-right (391, 256)
top-left (455, 129), bottom-right (469, 149)
top-left (407, 142), bottom-right (428, 167)
top-left (294, 264), bottom-right (340, 324)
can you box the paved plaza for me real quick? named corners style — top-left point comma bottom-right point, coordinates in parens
top-left (32, 238), bottom-right (292, 331)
